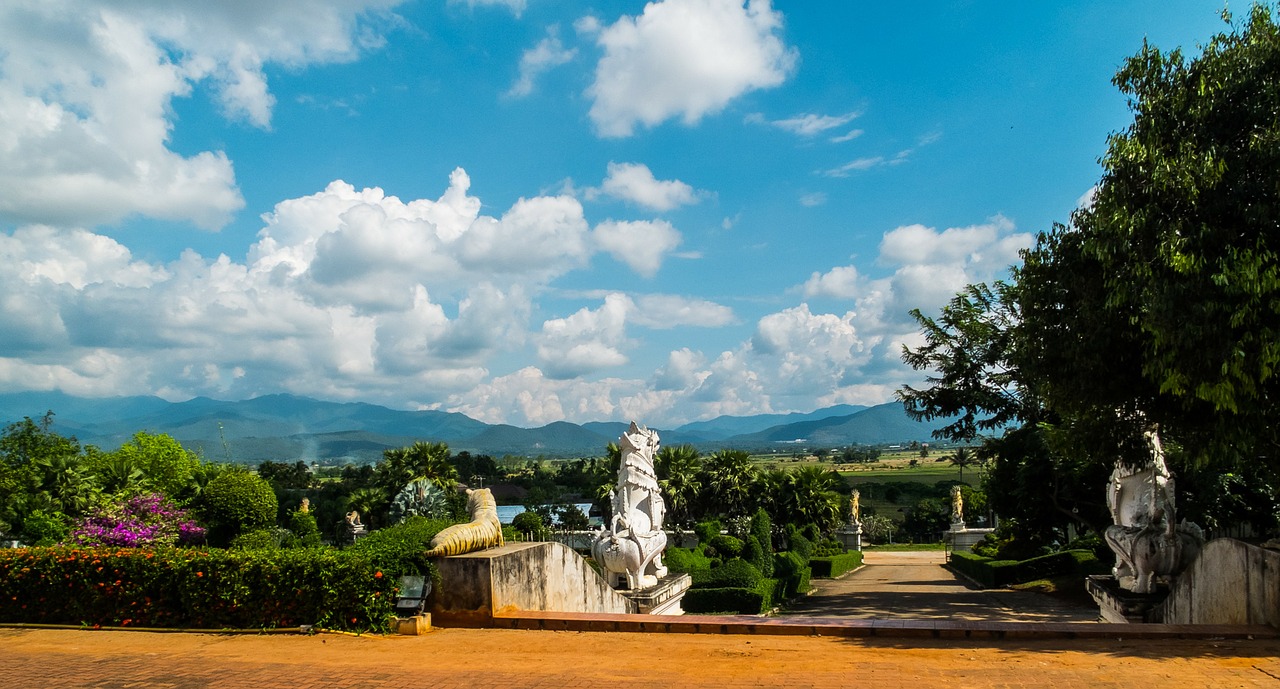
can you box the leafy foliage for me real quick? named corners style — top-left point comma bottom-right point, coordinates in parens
top-left (201, 470), bottom-right (278, 547)
top-left (0, 546), bottom-right (398, 632)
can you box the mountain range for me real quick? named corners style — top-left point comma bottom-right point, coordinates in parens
top-left (0, 391), bottom-right (951, 463)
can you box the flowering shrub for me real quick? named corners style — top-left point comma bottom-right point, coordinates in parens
top-left (67, 493), bottom-right (206, 548)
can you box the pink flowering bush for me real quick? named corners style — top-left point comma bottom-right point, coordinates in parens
top-left (67, 493), bottom-right (206, 548)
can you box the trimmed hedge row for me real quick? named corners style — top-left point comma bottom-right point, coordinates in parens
top-left (0, 518), bottom-right (451, 632)
top-left (950, 549), bottom-right (1098, 588)
top-left (0, 546), bottom-right (398, 632)
top-left (683, 577), bottom-right (788, 615)
top-left (809, 552), bottom-right (863, 579)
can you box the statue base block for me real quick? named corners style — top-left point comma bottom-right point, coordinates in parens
top-left (1086, 574), bottom-right (1169, 623)
top-left (835, 523), bottom-right (862, 551)
top-left (620, 573), bottom-right (692, 615)
top-left (943, 527), bottom-right (993, 551)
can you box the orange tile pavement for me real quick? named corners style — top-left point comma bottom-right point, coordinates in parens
top-left (4, 626), bottom-right (1280, 688)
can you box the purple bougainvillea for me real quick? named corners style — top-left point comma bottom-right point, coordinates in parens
top-left (67, 493), bottom-right (206, 548)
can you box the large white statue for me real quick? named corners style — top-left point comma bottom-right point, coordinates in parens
top-left (1103, 426), bottom-right (1204, 593)
top-left (592, 422), bottom-right (669, 590)
top-left (950, 485), bottom-right (964, 525)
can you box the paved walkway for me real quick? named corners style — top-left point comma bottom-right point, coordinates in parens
top-left (5, 626), bottom-right (1280, 688)
top-left (780, 551), bottom-right (1099, 622)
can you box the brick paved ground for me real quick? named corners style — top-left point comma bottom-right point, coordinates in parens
top-left (5, 626), bottom-right (1280, 688)
top-left (780, 550), bottom-right (1099, 621)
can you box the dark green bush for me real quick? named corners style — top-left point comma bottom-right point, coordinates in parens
top-left (511, 511), bottom-right (550, 540)
top-left (288, 510), bottom-right (321, 548)
top-left (707, 534), bottom-right (744, 559)
top-left (694, 520), bottom-right (722, 545)
top-left (229, 528), bottom-right (284, 550)
top-left (809, 552), bottom-right (863, 578)
top-left (748, 509), bottom-right (773, 577)
top-left (772, 550), bottom-right (806, 579)
top-left (663, 546), bottom-right (712, 573)
top-left (682, 586), bottom-right (766, 614)
top-left (784, 524), bottom-right (814, 561)
top-left (954, 548), bottom-right (1102, 588)
top-left (0, 545), bottom-right (396, 632)
top-left (690, 558), bottom-right (762, 589)
top-left (349, 516), bottom-right (451, 582)
top-left (683, 577), bottom-right (781, 614)
top-left (202, 470), bottom-right (278, 547)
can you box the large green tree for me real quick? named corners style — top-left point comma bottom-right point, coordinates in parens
top-left (1052, 5), bottom-right (1280, 472)
top-left (901, 6), bottom-right (1280, 543)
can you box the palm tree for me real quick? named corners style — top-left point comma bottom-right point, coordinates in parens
top-left (345, 487), bottom-right (388, 530)
top-left (948, 447), bottom-right (980, 482)
top-left (785, 465), bottom-right (843, 532)
top-left (701, 449), bottom-right (757, 518)
top-left (655, 444), bottom-right (701, 526)
top-left (378, 441), bottom-right (458, 493)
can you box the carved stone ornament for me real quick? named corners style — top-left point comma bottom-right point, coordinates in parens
top-left (591, 422), bottom-right (669, 590)
top-left (1103, 427), bottom-right (1204, 593)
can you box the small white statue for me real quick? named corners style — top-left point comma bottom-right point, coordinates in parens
top-left (850, 490), bottom-right (861, 524)
top-left (592, 422), bottom-right (669, 590)
top-left (1103, 426), bottom-right (1203, 593)
top-left (950, 485), bottom-right (964, 525)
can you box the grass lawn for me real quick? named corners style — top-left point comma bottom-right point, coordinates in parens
top-left (862, 542), bottom-right (946, 551)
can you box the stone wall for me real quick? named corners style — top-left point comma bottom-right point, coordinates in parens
top-left (1155, 538), bottom-right (1279, 627)
top-left (430, 541), bottom-right (636, 626)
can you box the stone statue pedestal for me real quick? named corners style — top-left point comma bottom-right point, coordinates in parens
top-left (1086, 574), bottom-right (1168, 623)
top-left (943, 523), bottom-right (993, 551)
top-left (835, 521), bottom-right (863, 551)
top-left (620, 573), bottom-right (692, 615)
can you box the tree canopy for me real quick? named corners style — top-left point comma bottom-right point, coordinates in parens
top-left (900, 6), bottom-right (1280, 544)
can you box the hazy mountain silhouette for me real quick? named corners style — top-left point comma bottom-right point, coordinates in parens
top-left (0, 392), bottom-right (946, 462)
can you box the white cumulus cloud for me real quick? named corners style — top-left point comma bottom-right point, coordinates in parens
top-left (586, 0), bottom-right (797, 137)
top-left (0, 1), bottom-right (401, 231)
top-left (593, 219), bottom-right (683, 277)
top-left (591, 162), bottom-right (702, 212)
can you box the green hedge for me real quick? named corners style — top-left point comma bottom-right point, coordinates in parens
top-left (809, 552), bottom-right (863, 579)
top-left (950, 549), bottom-right (1097, 588)
top-left (689, 558), bottom-right (762, 589)
top-left (0, 519), bottom-right (452, 633)
top-left (664, 546), bottom-right (712, 574)
top-left (683, 577), bottom-right (780, 615)
top-left (0, 546), bottom-right (399, 632)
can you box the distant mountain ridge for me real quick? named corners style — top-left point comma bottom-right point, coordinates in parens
top-left (0, 392), bottom-right (951, 463)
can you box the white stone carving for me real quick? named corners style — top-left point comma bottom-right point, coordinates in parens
top-left (592, 422), bottom-right (669, 590)
top-left (1103, 427), bottom-right (1204, 593)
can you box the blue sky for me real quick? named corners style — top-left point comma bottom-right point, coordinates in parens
top-left (0, 0), bottom-right (1228, 427)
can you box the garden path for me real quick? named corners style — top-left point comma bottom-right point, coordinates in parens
top-left (779, 550), bottom-right (1099, 622)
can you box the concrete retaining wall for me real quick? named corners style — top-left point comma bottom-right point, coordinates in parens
top-left (1156, 538), bottom-right (1279, 627)
top-left (430, 542), bottom-right (636, 626)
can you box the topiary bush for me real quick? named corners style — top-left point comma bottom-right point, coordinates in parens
top-left (707, 534), bottom-right (744, 559)
top-left (202, 470), bottom-right (278, 547)
top-left (748, 509), bottom-right (774, 577)
top-left (288, 509), bottom-right (321, 548)
top-left (809, 552), bottom-right (863, 578)
top-left (663, 546), bottom-right (712, 573)
top-left (229, 528), bottom-right (286, 550)
top-left (689, 558), bottom-right (762, 589)
top-left (694, 519), bottom-right (722, 545)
